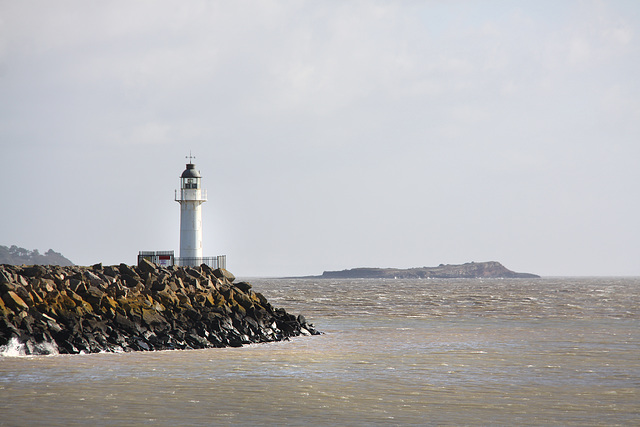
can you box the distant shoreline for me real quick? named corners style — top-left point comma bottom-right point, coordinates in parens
top-left (297, 261), bottom-right (540, 279)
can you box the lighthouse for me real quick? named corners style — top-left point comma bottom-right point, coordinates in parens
top-left (137, 157), bottom-right (225, 269)
top-left (175, 157), bottom-right (207, 266)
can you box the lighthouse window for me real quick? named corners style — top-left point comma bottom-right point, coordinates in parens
top-left (184, 178), bottom-right (198, 189)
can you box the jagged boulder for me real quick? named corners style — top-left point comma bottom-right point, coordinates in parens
top-left (2, 291), bottom-right (29, 312)
top-left (212, 268), bottom-right (235, 283)
top-left (137, 258), bottom-right (157, 275)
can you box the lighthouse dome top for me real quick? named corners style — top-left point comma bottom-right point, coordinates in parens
top-left (181, 163), bottom-right (201, 179)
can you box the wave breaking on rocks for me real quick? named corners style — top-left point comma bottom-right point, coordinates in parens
top-left (0, 260), bottom-right (319, 355)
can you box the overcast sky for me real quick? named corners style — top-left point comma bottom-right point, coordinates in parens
top-left (1, 1), bottom-right (638, 277)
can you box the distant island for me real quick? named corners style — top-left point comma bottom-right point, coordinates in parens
top-left (0, 245), bottom-right (74, 266)
top-left (316, 261), bottom-right (539, 279)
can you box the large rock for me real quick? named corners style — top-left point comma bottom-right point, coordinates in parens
top-left (137, 258), bottom-right (157, 275)
top-left (212, 268), bottom-right (235, 283)
top-left (2, 291), bottom-right (29, 312)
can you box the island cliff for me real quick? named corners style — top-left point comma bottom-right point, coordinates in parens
top-left (320, 261), bottom-right (539, 279)
top-left (0, 260), bottom-right (319, 355)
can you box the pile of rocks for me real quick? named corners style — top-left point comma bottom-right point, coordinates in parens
top-left (0, 260), bottom-right (319, 355)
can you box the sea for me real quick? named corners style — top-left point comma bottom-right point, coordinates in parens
top-left (1, 277), bottom-right (639, 426)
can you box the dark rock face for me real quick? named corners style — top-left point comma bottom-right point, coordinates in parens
top-left (0, 261), bottom-right (319, 355)
top-left (321, 261), bottom-right (540, 279)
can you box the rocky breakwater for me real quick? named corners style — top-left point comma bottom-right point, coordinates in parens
top-left (0, 260), bottom-right (319, 355)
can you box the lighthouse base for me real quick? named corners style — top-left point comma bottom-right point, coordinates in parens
top-left (138, 251), bottom-right (226, 269)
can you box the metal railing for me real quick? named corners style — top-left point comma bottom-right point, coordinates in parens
top-left (175, 189), bottom-right (208, 202)
top-left (138, 251), bottom-right (226, 269)
top-left (138, 251), bottom-right (175, 267)
top-left (175, 255), bottom-right (226, 269)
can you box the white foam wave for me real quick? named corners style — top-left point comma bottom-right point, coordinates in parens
top-left (0, 337), bottom-right (60, 357)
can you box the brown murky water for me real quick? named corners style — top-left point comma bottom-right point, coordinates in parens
top-left (1, 277), bottom-right (639, 425)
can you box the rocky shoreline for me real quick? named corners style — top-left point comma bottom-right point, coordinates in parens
top-left (0, 260), bottom-right (319, 355)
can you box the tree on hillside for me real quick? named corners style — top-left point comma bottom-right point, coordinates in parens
top-left (0, 245), bottom-right (74, 266)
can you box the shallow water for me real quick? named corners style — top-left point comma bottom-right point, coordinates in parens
top-left (1, 277), bottom-right (639, 425)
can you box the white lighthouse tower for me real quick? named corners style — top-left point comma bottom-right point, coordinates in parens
top-left (175, 156), bottom-right (207, 266)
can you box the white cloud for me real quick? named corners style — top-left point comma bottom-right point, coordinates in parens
top-left (603, 25), bottom-right (634, 45)
top-left (113, 122), bottom-right (172, 146)
top-left (568, 36), bottom-right (592, 64)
